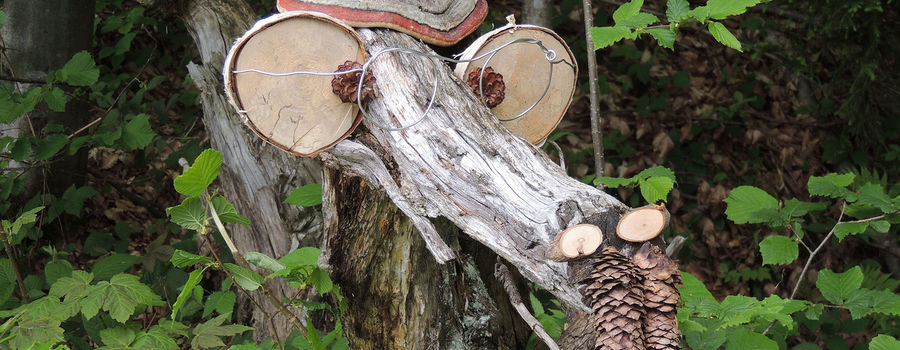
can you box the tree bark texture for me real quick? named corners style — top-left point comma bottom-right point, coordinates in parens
top-left (182, 1), bottom-right (662, 347)
top-left (522, 0), bottom-right (553, 27)
top-left (323, 168), bottom-right (531, 349)
top-left (1, 0), bottom-right (94, 196)
top-left (179, 0), bottom-right (324, 339)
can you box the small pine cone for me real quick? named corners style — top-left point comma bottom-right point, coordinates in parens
top-left (582, 247), bottom-right (646, 350)
top-left (466, 67), bottom-right (506, 108)
top-left (634, 243), bottom-right (682, 350)
top-left (331, 60), bottom-right (376, 103)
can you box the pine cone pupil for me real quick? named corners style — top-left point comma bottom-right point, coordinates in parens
top-left (466, 66), bottom-right (506, 108)
top-left (331, 60), bottom-right (376, 104)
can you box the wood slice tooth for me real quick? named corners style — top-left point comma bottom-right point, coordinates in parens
top-left (547, 224), bottom-right (603, 261)
top-left (616, 204), bottom-right (669, 242)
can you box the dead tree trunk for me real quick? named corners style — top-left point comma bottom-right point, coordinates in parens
top-left (179, 0), bottom-right (324, 340)
top-left (182, 1), bottom-right (662, 348)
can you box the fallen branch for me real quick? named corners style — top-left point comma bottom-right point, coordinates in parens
top-left (494, 260), bottom-right (560, 350)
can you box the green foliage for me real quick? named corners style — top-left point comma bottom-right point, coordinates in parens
top-left (595, 166), bottom-right (676, 203)
top-left (285, 184), bottom-right (324, 207)
top-left (590, 0), bottom-right (762, 51)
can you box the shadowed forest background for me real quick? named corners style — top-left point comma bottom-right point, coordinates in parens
top-left (1, 0), bottom-right (899, 349)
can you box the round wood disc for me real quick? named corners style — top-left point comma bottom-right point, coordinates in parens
top-left (454, 24), bottom-right (577, 144)
top-left (223, 11), bottom-right (367, 157)
top-left (616, 206), bottom-right (667, 242)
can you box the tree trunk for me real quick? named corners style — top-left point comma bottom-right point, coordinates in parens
top-left (181, 1), bottom-right (662, 348)
top-left (522, 0), bottom-right (553, 27)
top-left (1, 0), bottom-right (94, 197)
top-left (179, 0), bottom-right (324, 340)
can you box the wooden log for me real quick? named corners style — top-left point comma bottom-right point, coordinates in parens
top-left (616, 204), bottom-right (670, 243)
top-left (547, 224), bottom-right (603, 262)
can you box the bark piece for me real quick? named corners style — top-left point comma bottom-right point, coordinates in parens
top-left (276, 0), bottom-right (488, 46)
top-left (634, 243), bottom-right (682, 350)
top-left (454, 21), bottom-right (578, 144)
top-left (582, 247), bottom-right (646, 350)
top-left (224, 11), bottom-right (366, 157)
top-left (616, 204), bottom-right (670, 242)
top-left (546, 224), bottom-right (602, 262)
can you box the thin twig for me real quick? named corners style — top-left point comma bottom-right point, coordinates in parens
top-left (583, 0), bottom-right (605, 179)
top-left (494, 259), bottom-right (560, 350)
top-left (0, 227), bottom-right (30, 303)
top-left (0, 75), bottom-right (44, 85)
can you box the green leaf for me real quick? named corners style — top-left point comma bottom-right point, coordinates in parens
top-left (644, 28), bottom-right (676, 49)
top-left (678, 272), bottom-right (717, 313)
top-left (5, 206), bottom-right (43, 238)
top-left (782, 199), bottom-right (828, 217)
top-left (590, 26), bottom-right (633, 49)
top-left (666, 0), bottom-right (690, 22)
top-left (725, 328), bottom-right (777, 350)
top-left (91, 253), bottom-right (141, 281)
top-left (706, 0), bottom-right (760, 20)
top-left (34, 134), bottom-right (69, 160)
top-left (310, 268), bottom-right (333, 294)
top-left (617, 12), bottom-right (659, 29)
top-left (191, 313), bottom-right (253, 349)
top-left (132, 327), bottom-right (179, 350)
top-left (858, 183), bottom-right (895, 213)
top-left (870, 220), bottom-right (890, 233)
top-left (44, 260), bottom-right (73, 287)
top-left (279, 247), bottom-right (321, 268)
top-left (244, 252), bottom-right (287, 272)
top-left (636, 166), bottom-right (676, 181)
top-left (707, 21), bottom-right (742, 52)
top-left (687, 6), bottom-right (710, 22)
top-left (724, 186), bottom-right (777, 224)
top-left (759, 235), bottom-right (798, 265)
top-left (202, 291), bottom-right (236, 318)
top-left (613, 0), bottom-right (644, 23)
top-left (99, 326), bottom-right (136, 348)
top-left (83, 273), bottom-right (163, 323)
top-left (170, 249), bottom-right (213, 268)
top-left (58, 51), bottom-right (99, 86)
top-left (49, 270), bottom-right (93, 301)
top-left (43, 87), bottom-right (66, 112)
top-left (59, 185), bottom-right (98, 216)
top-left (594, 176), bottom-right (636, 188)
top-left (808, 173), bottom-right (856, 199)
top-left (212, 196), bottom-right (250, 226)
top-left (718, 295), bottom-right (760, 327)
top-left (224, 263), bottom-right (263, 291)
top-left (120, 114), bottom-right (156, 151)
top-left (639, 176), bottom-right (674, 203)
top-left (284, 184), bottom-right (323, 207)
top-left (817, 266), bottom-right (863, 305)
top-left (166, 196), bottom-right (207, 231)
top-left (173, 149), bottom-right (222, 197)
top-left (844, 289), bottom-right (900, 319)
top-left (833, 222), bottom-right (869, 241)
top-left (172, 269), bottom-right (203, 320)
top-left (871, 335), bottom-right (900, 350)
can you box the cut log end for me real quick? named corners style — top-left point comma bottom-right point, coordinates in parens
top-left (616, 204), bottom-right (669, 243)
top-left (547, 224), bottom-right (603, 262)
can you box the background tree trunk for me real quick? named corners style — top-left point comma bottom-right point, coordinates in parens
top-left (1, 0), bottom-right (94, 197)
top-left (522, 0), bottom-right (553, 27)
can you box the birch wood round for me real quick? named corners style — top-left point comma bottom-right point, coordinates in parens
top-left (454, 24), bottom-right (577, 145)
top-left (223, 11), bottom-right (367, 157)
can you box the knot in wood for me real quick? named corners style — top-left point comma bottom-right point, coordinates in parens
top-left (331, 60), bottom-right (376, 103)
top-left (466, 66), bottom-right (505, 108)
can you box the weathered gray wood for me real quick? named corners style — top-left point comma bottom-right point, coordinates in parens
top-left (278, 0), bottom-right (478, 30)
top-left (322, 28), bottom-right (636, 313)
top-left (180, 0), bottom-right (324, 340)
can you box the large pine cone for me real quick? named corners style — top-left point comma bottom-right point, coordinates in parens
top-left (331, 60), bottom-right (376, 103)
top-left (466, 67), bottom-right (506, 108)
top-left (634, 243), bottom-right (682, 350)
top-left (582, 247), bottom-right (646, 350)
